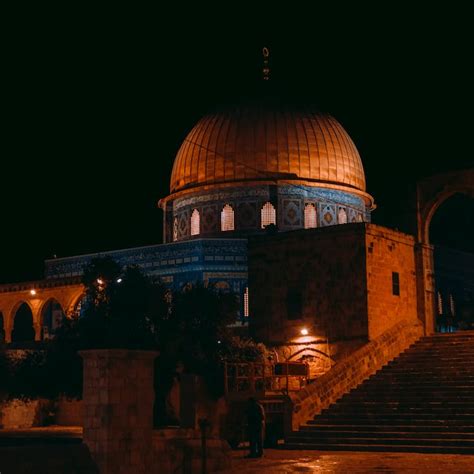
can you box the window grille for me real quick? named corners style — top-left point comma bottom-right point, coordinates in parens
top-left (221, 204), bottom-right (235, 231)
top-left (244, 287), bottom-right (249, 318)
top-left (304, 203), bottom-right (317, 229)
top-left (338, 207), bottom-right (347, 224)
top-left (191, 209), bottom-right (200, 236)
top-left (261, 202), bottom-right (276, 228)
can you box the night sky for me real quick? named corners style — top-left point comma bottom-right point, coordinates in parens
top-left (2, 6), bottom-right (473, 283)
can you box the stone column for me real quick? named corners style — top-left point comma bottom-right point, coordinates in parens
top-left (415, 242), bottom-right (436, 335)
top-left (80, 349), bottom-right (158, 474)
top-left (33, 323), bottom-right (42, 341)
top-left (4, 322), bottom-right (12, 343)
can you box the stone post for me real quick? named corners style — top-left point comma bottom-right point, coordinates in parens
top-left (33, 323), bottom-right (42, 341)
top-left (415, 242), bottom-right (436, 335)
top-left (80, 349), bottom-right (158, 474)
top-left (4, 322), bottom-right (12, 343)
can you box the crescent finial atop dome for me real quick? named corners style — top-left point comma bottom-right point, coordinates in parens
top-left (262, 47), bottom-right (270, 81)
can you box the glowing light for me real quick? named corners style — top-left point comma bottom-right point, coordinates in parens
top-left (30, 289), bottom-right (37, 296)
top-left (117, 278), bottom-right (122, 283)
top-left (97, 278), bottom-right (104, 285)
top-left (300, 328), bottom-right (309, 336)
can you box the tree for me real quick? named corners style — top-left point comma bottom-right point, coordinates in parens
top-left (154, 282), bottom-right (239, 410)
top-left (77, 257), bottom-right (167, 349)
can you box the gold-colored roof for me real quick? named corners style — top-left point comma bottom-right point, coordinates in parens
top-left (170, 104), bottom-right (366, 193)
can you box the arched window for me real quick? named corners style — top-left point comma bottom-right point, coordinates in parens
top-left (221, 204), bottom-right (234, 231)
top-left (261, 202), bottom-right (276, 229)
top-left (42, 299), bottom-right (65, 339)
top-left (12, 303), bottom-right (35, 342)
top-left (173, 217), bottom-right (178, 242)
top-left (244, 287), bottom-right (249, 318)
top-left (449, 294), bottom-right (455, 316)
top-left (437, 292), bottom-right (443, 315)
top-left (304, 203), bottom-right (317, 229)
top-left (191, 209), bottom-right (200, 236)
top-left (338, 207), bottom-right (347, 224)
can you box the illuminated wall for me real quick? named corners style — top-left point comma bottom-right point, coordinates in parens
top-left (248, 223), bottom-right (419, 368)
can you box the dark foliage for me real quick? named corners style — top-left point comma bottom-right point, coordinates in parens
top-left (154, 283), bottom-right (238, 410)
top-left (77, 257), bottom-right (167, 349)
top-left (1, 257), bottom-right (265, 408)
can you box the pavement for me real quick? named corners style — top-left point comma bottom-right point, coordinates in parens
top-left (223, 449), bottom-right (474, 473)
top-left (0, 428), bottom-right (472, 473)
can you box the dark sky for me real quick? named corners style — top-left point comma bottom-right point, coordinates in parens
top-left (2, 6), bottom-right (473, 282)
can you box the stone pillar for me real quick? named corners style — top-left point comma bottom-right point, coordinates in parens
top-left (415, 242), bottom-right (436, 335)
top-left (80, 349), bottom-right (158, 474)
top-left (33, 323), bottom-right (42, 341)
top-left (4, 322), bottom-right (12, 343)
top-left (31, 303), bottom-right (43, 341)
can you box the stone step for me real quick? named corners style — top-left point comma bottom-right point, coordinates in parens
top-left (406, 347), bottom-right (474, 352)
top-left (385, 363), bottom-right (474, 369)
top-left (312, 417), bottom-right (474, 426)
top-left (384, 362), bottom-right (474, 370)
top-left (300, 424), bottom-right (474, 433)
top-left (363, 379), bottom-right (474, 386)
top-left (352, 385), bottom-right (474, 392)
top-left (293, 430), bottom-right (474, 440)
top-left (283, 442), bottom-right (474, 454)
top-left (381, 371), bottom-right (474, 376)
top-left (286, 332), bottom-right (474, 454)
top-left (368, 374), bottom-right (474, 379)
top-left (323, 408), bottom-right (474, 416)
top-left (334, 401), bottom-right (474, 408)
top-left (286, 436), bottom-right (474, 447)
top-left (342, 399), bottom-right (474, 406)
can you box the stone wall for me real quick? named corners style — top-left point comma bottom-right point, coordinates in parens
top-left (80, 349), bottom-right (157, 474)
top-left (287, 320), bottom-right (424, 432)
top-left (56, 398), bottom-right (83, 426)
top-left (0, 398), bottom-right (82, 429)
top-left (0, 399), bottom-right (45, 428)
top-left (249, 223), bottom-right (422, 379)
top-left (249, 223), bottom-right (369, 346)
top-left (365, 226), bottom-right (419, 339)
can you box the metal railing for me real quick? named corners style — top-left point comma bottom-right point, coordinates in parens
top-left (224, 361), bottom-right (309, 397)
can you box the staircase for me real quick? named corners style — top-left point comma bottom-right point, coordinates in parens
top-left (286, 331), bottom-right (474, 454)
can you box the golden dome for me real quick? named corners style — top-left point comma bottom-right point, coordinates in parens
top-left (170, 104), bottom-right (366, 194)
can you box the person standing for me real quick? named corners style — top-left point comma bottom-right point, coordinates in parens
top-left (245, 397), bottom-right (265, 458)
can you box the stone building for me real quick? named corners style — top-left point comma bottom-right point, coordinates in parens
top-left (0, 101), bottom-right (377, 343)
top-left (248, 223), bottom-right (419, 377)
top-left (0, 97), bottom-right (471, 358)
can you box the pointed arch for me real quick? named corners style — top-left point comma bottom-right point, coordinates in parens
top-left (338, 207), bottom-right (347, 224)
top-left (286, 347), bottom-right (335, 363)
top-left (221, 204), bottom-right (235, 231)
top-left (40, 298), bottom-right (66, 339)
top-left (191, 209), bottom-right (200, 236)
top-left (12, 302), bottom-right (35, 342)
top-left (304, 203), bottom-right (317, 229)
top-left (261, 202), bottom-right (276, 228)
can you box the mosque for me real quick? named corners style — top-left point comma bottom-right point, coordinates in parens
top-left (0, 73), bottom-right (472, 358)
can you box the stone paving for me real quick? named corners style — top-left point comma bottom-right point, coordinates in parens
top-left (222, 449), bottom-right (474, 473)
